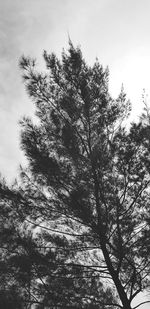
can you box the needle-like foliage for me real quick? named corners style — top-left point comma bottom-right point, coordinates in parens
top-left (0, 42), bottom-right (150, 309)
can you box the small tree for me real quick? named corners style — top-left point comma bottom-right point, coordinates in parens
top-left (0, 42), bottom-right (150, 308)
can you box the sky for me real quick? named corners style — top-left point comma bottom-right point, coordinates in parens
top-left (0, 0), bottom-right (150, 308)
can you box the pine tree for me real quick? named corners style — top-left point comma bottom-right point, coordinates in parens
top-left (0, 42), bottom-right (150, 308)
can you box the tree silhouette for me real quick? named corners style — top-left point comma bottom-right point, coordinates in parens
top-left (0, 42), bottom-right (150, 308)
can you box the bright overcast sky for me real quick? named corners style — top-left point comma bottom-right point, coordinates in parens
top-left (0, 0), bottom-right (150, 307)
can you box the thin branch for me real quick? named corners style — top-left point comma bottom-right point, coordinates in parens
top-left (133, 301), bottom-right (150, 309)
top-left (25, 218), bottom-right (91, 238)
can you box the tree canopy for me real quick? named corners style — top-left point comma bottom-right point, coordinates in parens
top-left (0, 41), bottom-right (150, 309)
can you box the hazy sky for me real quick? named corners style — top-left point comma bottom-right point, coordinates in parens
top-left (0, 0), bottom-right (150, 307)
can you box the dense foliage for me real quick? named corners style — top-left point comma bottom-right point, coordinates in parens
top-left (0, 42), bottom-right (150, 309)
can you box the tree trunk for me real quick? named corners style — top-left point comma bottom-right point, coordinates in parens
top-left (100, 238), bottom-right (132, 309)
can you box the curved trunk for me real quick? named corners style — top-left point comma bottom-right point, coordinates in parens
top-left (100, 238), bottom-right (132, 309)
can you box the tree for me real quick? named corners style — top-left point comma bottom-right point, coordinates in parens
top-left (0, 178), bottom-right (115, 309)
top-left (0, 41), bottom-right (150, 309)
